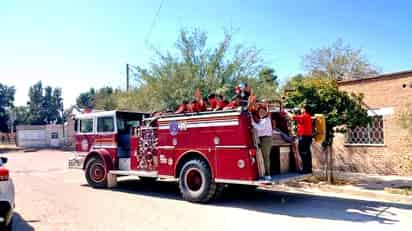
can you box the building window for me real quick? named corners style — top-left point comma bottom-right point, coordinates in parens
top-left (97, 116), bottom-right (114, 132)
top-left (345, 115), bottom-right (384, 145)
top-left (80, 119), bottom-right (94, 133)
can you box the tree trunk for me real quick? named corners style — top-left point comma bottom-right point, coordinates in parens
top-left (327, 144), bottom-right (334, 184)
top-left (324, 146), bottom-right (329, 179)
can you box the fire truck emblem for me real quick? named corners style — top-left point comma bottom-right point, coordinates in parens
top-left (169, 121), bottom-right (179, 136)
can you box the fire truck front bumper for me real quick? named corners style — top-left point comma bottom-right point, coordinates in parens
top-left (68, 155), bottom-right (86, 169)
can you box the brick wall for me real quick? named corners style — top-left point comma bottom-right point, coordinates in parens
top-left (313, 72), bottom-right (412, 176)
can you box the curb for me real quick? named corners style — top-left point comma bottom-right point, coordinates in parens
top-left (267, 181), bottom-right (412, 205)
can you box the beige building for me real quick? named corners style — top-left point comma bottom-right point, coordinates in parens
top-left (313, 70), bottom-right (412, 176)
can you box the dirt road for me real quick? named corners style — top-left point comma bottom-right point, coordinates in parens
top-left (2, 149), bottom-right (412, 230)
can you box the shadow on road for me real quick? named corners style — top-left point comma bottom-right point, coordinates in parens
top-left (12, 212), bottom-right (37, 231)
top-left (102, 179), bottom-right (412, 225)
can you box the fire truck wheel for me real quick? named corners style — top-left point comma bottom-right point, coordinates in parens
top-left (85, 157), bottom-right (108, 188)
top-left (179, 159), bottom-right (216, 203)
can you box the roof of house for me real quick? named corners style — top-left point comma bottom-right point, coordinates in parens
top-left (338, 69), bottom-right (412, 86)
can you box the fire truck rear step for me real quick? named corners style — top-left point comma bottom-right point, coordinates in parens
top-left (107, 170), bottom-right (160, 188)
top-left (215, 173), bottom-right (311, 186)
top-left (265, 173), bottom-right (312, 185)
top-left (109, 170), bottom-right (159, 178)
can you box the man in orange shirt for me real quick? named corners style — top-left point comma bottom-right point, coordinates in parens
top-left (288, 105), bottom-right (313, 174)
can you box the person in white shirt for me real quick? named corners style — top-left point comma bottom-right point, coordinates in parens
top-left (251, 106), bottom-right (273, 181)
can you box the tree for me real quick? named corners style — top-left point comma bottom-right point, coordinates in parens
top-left (26, 82), bottom-right (64, 125)
top-left (254, 67), bottom-right (279, 101)
top-left (76, 88), bottom-right (96, 109)
top-left (13, 106), bottom-right (30, 127)
top-left (118, 28), bottom-right (276, 111)
top-left (52, 88), bottom-right (64, 123)
top-left (285, 77), bottom-right (370, 183)
top-left (0, 84), bottom-right (15, 132)
top-left (76, 87), bottom-right (118, 111)
top-left (27, 81), bottom-right (44, 125)
top-left (42, 86), bottom-right (54, 123)
top-left (94, 87), bottom-right (118, 111)
top-left (303, 39), bottom-right (380, 80)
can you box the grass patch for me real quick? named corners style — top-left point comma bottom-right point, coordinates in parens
top-left (302, 175), bottom-right (357, 185)
top-left (384, 186), bottom-right (412, 196)
top-left (0, 144), bottom-right (21, 153)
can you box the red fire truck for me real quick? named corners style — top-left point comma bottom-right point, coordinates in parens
top-left (69, 109), bottom-right (311, 203)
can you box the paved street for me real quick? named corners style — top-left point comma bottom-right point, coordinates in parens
top-left (2, 149), bottom-right (412, 231)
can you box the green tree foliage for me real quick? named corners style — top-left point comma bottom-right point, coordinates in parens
top-left (27, 81), bottom-right (64, 125)
top-left (76, 87), bottom-right (118, 111)
top-left (13, 106), bottom-right (30, 127)
top-left (28, 81), bottom-right (44, 125)
top-left (76, 88), bottom-right (96, 109)
top-left (285, 77), bottom-right (370, 183)
top-left (254, 67), bottom-right (279, 101)
top-left (52, 88), bottom-right (64, 123)
top-left (303, 39), bottom-right (380, 80)
top-left (42, 86), bottom-right (54, 123)
top-left (0, 84), bottom-right (15, 132)
top-left (117, 29), bottom-right (277, 111)
top-left (286, 77), bottom-right (369, 146)
top-left (94, 87), bottom-right (118, 111)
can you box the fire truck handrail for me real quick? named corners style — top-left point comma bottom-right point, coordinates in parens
top-left (156, 110), bottom-right (243, 122)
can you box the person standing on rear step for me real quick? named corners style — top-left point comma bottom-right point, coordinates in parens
top-left (287, 105), bottom-right (313, 174)
top-left (251, 105), bottom-right (273, 181)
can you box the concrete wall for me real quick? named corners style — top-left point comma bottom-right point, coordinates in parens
top-left (16, 124), bottom-right (64, 148)
top-left (312, 72), bottom-right (412, 176)
top-left (63, 117), bottom-right (76, 150)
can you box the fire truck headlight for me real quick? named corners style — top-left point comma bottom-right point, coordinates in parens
top-left (172, 138), bottom-right (177, 146)
top-left (213, 136), bottom-right (220, 145)
top-left (237, 159), bottom-right (245, 169)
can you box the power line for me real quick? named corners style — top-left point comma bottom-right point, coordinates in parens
top-left (144, 0), bottom-right (164, 46)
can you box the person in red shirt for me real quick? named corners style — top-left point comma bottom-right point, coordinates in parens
top-left (288, 105), bottom-right (313, 174)
top-left (223, 95), bottom-right (241, 110)
top-left (175, 100), bottom-right (189, 113)
top-left (190, 100), bottom-right (201, 112)
top-left (200, 97), bottom-right (209, 111)
top-left (208, 94), bottom-right (217, 110)
top-left (215, 95), bottom-right (227, 110)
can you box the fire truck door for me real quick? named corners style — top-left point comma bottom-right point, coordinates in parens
top-left (76, 118), bottom-right (96, 152)
top-left (96, 116), bottom-right (117, 151)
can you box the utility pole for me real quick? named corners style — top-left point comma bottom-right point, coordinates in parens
top-left (126, 64), bottom-right (130, 92)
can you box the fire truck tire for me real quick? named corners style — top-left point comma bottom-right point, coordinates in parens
top-left (85, 157), bottom-right (108, 188)
top-left (179, 159), bottom-right (217, 203)
top-left (0, 218), bottom-right (12, 231)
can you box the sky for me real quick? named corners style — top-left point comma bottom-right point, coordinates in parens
top-left (1, 0), bottom-right (411, 107)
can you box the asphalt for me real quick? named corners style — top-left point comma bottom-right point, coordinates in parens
top-left (3, 149), bottom-right (412, 231)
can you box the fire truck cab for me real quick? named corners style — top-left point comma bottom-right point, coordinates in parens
top-left (69, 109), bottom-right (311, 203)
